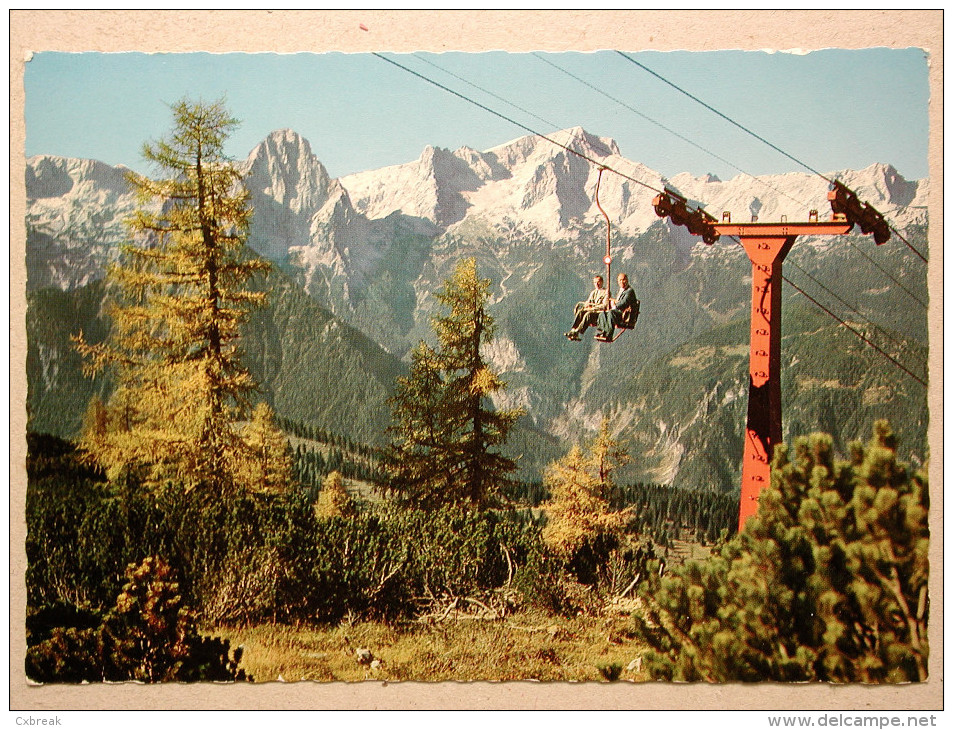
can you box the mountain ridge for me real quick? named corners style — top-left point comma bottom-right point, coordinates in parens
top-left (25, 127), bottom-right (928, 296)
top-left (23, 126), bottom-right (930, 490)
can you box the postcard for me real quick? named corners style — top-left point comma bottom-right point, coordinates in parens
top-left (10, 9), bottom-right (942, 714)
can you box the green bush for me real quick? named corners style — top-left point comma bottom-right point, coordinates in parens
top-left (27, 556), bottom-right (247, 683)
top-left (26, 434), bottom-right (629, 628)
top-left (277, 507), bottom-right (414, 623)
top-left (271, 504), bottom-right (543, 624)
top-left (632, 421), bottom-right (929, 683)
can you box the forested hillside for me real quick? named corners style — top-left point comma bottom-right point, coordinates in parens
top-left (25, 126), bottom-right (930, 491)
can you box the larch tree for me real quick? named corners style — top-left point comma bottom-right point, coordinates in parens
top-left (315, 471), bottom-right (356, 518)
top-left (239, 402), bottom-right (293, 495)
top-left (385, 258), bottom-right (522, 509)
top-left (75, 98), bottom-right (275, 498)
top-left (542, 420), bottom-right (629, 557)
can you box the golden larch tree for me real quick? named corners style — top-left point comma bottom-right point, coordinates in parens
top-left (315, 471), bottom-right (357, 518)
top-left (542, 420), bottom-right (629, 556)
top-left (75, 98), bottom-right (280, 497)
top-left (239, 402), bottom-right (293, 495)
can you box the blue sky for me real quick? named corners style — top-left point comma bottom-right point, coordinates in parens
top-left (24, 47), bottom-right (930, 181)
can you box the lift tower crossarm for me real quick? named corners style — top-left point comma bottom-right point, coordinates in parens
top-left (714, 220), bottom-right (853, 239)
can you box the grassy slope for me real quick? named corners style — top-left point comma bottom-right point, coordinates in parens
top-left (216, 609), bottom-right (651, 683)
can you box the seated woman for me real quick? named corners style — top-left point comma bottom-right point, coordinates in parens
top-left (565, 275), bottom-right (607, 341)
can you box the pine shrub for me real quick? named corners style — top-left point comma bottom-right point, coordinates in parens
top-left (632, 421), bottom-right (929, 683)
top-left (27, 556), bottom-right (247, 683)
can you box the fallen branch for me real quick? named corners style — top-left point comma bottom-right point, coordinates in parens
top-left (461, 596), bottom-right (501, 619)
top-left (617, 573), bottom-right (641, 599)
top-left (505, 623), bottom-right (557, 633)
top-left (435, 596), bottom-right (460, 623)
top-left (501, 544), bottom-right (514, 589)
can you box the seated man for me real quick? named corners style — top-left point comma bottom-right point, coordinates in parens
top-left (565, 275), bottom-right (608, 341)
top-left (596, 273), bottom-right (637, 342)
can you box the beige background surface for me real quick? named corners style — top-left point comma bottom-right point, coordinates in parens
top-left (9, 9), bottom-right (943, 711)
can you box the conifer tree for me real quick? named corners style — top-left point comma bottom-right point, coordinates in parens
top-left (384, 341), bottom-right (454, 507)
top-left (590, 418), bottom-right (630, 507)
top-left (433, 257), bottom-right (523, 506)
top-left (385, 258), bottom-right (522, 509)
top-left (315, 470), bottom-right (356, 518)
top-left (75, 98), bottom-right (271, 497)
top-left (542, 420), bottom-right (629, 557)
top-left (633, 420), bottom-right (929, 683)
top-left (239, 402), bottom-right (292, 494)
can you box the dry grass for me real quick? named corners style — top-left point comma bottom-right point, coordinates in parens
top-left (215, 609), bottom-right (652, 683)
top-left (214, 541), bottom-right (716, 684)
top-left (669, 538), bottom-right (713, 563)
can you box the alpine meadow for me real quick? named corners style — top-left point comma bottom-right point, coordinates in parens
top-left (24, 47), bottom-right (931, 688)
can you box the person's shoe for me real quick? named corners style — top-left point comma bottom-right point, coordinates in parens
top-left (565, 331), bottom-right (580, 341)
top-left (594, 333), bottom-right (611, 342)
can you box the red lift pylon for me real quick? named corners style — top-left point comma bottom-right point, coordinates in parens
top-left (653, 184), bottom-right (887, 532)
top-left (714, 217), bottom-right (851, 530)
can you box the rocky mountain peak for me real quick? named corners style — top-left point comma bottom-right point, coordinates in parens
top-left (452, 145), bottom-right (507, 182)
top-left (242, 130), bottom-right (356, 263)
top-left (27, 155), bottom-right (131, 200)
top-left (486, 127), bottom-right (619, 170)
top-left (560, 126), bottom-right (621, 158)
top-left (835, 162), bottom-right (922, 209)
top-left (244, 129), bottom-right (334, 212)
top-left (25, 127), bottom-right (928, 302)
top-left (339, 128), bottom-right (637, 239)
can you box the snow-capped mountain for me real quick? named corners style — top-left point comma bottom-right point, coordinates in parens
top-left (340, 127), bottom-right (660, 239)
top-left (26, 155), bottom-right (137, 291)
top-left (25, 125), bottom-right (928, 297)
top-left (24, 127), bottom-right (930, 489)
top-left (242, 129), bottom-right (439, 310)
top-left (341, 125), bottom-right (927, 239)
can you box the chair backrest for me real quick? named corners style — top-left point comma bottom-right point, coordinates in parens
top-left (619, 299), bottom-right (641, 329)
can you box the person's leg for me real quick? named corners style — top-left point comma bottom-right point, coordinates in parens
top-left (597, 310), bottom-right (618, 341)
top-left (568, 309), bottom-right (598, 338)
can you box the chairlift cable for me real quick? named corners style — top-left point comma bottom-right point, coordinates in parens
top-left (782, 274), bottom-right (927, 388)
top-left (535, 51), bottom-right (927, 310)
top-left (723, 237), bottom-right (927, 388)
top-left (786, 258), bottom-right (927, 367)
top-left (373, 53), bottom-right (675, 201)
top-left (413, 53), bottom-right (565, 136)
top-left (615, 50), bottom-right (929, 263)
top-left (615, 50), bottom-right (832, 181)
top-left (533, 52), bottom-right (808, 211)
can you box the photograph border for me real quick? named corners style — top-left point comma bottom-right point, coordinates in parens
top-left (9, 9), bottom-right (943, 711)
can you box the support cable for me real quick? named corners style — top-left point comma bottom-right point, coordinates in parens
top-left (786, 258), bottom-right (927, 365)
top-left (782, 273), bottom-right (927, 388)
top-left (413, 54), bottom-right (564, 137)
top-left (723, 238), bottom-right (927, 388)
top-left (615, 50), bottom-right (831, 181)
top-left (373, 53), bottom-right (679, 203)
top-left (601, 52), bottom-right (929, 299)
top-left (532, 52), bottom-right (807, 212)
top-left (615, 50), bottom-right (928, 263)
